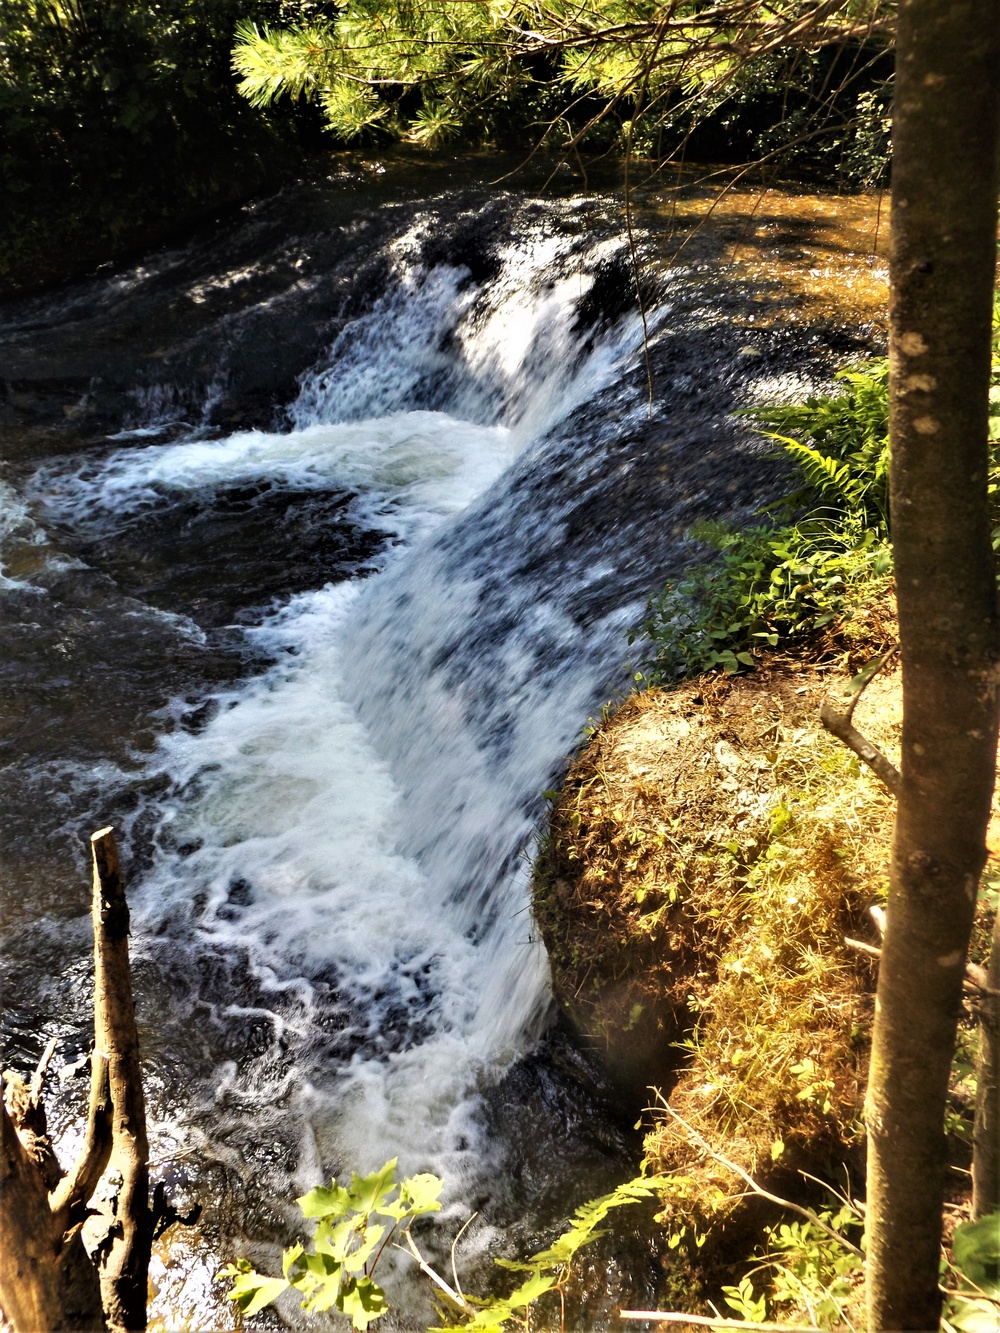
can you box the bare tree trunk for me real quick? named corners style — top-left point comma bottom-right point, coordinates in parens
top-left (90, 827), bottom-right (154, 1333)
top-left (972, 907), bottom-right (1000, 1217)
top-left (1, 826), bottom-right (165, 1333)
top-left (865, 1), bottom-right (1000, 1326)
top-left (0, 1052), bottom-right (108, 1331)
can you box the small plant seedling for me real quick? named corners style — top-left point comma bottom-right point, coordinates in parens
top-left (222, 1159), bottom-right (442, 1329)
top-left (223, 1161), bottom-right (672, 1331)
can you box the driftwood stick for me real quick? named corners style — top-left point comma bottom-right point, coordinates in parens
top-left (49, 1054), bottom-right (113, 1220)
top-left (620, 1313), bottom-right (823, 1331)
top-left (819, 647), bottom-right (901, 796)
top-left (91, 826), bottom-right (152, 1333)
top-left (0, 1095), bottom-right (68, 1333)
top-left (0, 1091), bottom-right (106, 1331)
top-left (29, 1036), bottom-right (59, 1105)
top-left (400, 1231), bottom-right (476, 1315)
top-left (3, 1069), bottom-right (61, 1189)
top-left (0, 824), bottom-right (162, 1333)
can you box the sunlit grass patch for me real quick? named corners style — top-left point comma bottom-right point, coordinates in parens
top-left (533, 609), bottom-right (904, 1303)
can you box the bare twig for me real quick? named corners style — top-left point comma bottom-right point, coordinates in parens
top-left (450, 1210), bottom-right (478, 1303)
top-left (844, 935), bottom-right (882, 960)
top-left (29, 1036), bottom-right (59, 1105)
top-left (400, 1230), bottom-right (477, 1315)
top-left (620, 1312), bottom-right (824, 1330)
top-left (819, 647), bottom-right (901, 795)
top-left (796, 1168), bottom-right (866, 1215)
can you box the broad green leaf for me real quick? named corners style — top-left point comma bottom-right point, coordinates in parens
top-left (395, 1171), bottom-right (444, 1217)
top-left (338, 1275), bottom-right (389, 1330)
top-left (300, 1249), bottom-right (341, 1281)
top-left (224, 1266), bottom-right (290, 1316)
top-left (282, 1242), bottom-right (305, 1280)
top-left (315, 1217), bottom-right (357, 1263)
top-left (220, 1259), bottom-right (251, 1277)
top-left (379, 1171), bottom-right (442, 1221)
top-left (343, 1223), bottom-right (386, 1273)
top-left (456, 1307), bottom-right (518, 1332)
top-left (347, 1159), bottom-right (398, 1214)
top-left (298, 1180), bottom-right (352, 1219)
top-left (303, 1268), bottom-right (347, 1314)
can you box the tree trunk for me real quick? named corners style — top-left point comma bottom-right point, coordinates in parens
top-left (972, 906), bottom-right (1000, 1218)
top-left (865, 2), bottom-right (1000, 1327)
top-left (0, 826), bottom-right (159, 1333)
top-left (0, 1058), bottom-right (108, 1332)
top-left (90, 827), bottom-right (154, 1333)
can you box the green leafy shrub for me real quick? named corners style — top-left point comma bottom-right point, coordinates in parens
top-left (637, 331), bottom-right (1000, 680)
top-left (223, 1158), bottom-right (670, 1331)
top-left (222, 1159), bottom-right (443, 1328)
top-left (755, 361), bottom-right (891, 530)
top-left (754, 1204), bottom-right (864, 1327)
top-left (633, 361), bottom-right (894, 679)
top-left (634, 511), bottom-right (891, 679)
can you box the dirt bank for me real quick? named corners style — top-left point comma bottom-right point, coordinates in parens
top-left (532, 603), bottom-right (908, 1301)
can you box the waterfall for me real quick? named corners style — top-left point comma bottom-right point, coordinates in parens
top-left (24, 207), bottom-right (662, 1217)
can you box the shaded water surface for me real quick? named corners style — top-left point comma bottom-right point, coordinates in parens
top-left (0, 154), bottom-right (884, 1329)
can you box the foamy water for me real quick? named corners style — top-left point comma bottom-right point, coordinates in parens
top-left (21, 219), bottom-right (657, 1225)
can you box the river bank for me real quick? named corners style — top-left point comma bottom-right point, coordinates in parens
top-left (527, 271), bottom-right (1000, 1319)
top-left (531, 590), bottom-right (893, 1305)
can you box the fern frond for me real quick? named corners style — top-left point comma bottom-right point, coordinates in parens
top-left (766, 434), bottom-right (866, 509)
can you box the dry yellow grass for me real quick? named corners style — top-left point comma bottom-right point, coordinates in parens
top-left (532, 596), bottom-right (910, 1302)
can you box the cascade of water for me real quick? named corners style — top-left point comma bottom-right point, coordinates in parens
top-left (22, 207), bottom-right (659, 1233)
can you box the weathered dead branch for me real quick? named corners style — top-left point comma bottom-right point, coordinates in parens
top-left (89, 826), bottom-right (154, 1333)
top-left (1, 826), bottom-right (192, 1333)
top-left (819, 647), bottom-right (900, 795)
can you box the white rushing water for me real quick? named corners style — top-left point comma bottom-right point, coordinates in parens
top-left (26, 209), bottom-right (662, 1230)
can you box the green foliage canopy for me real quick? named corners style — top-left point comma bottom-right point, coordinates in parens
top-left (232, 0), bottom-right (895, 168)
top-left (0, 0), bottom-right (308, 291)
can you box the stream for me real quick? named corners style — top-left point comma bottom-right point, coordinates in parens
top-left (0, 153), bottom-right (884, 1329)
